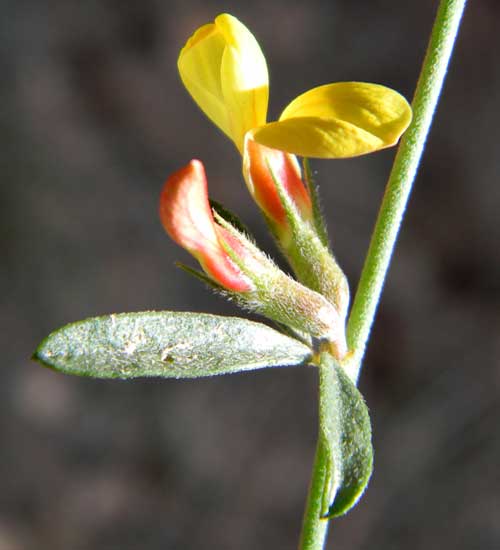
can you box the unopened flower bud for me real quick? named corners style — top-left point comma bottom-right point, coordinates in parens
top-left (243, 133), bottom-right (312, 246)
top-left (159, 159), bottom-right (253, 292)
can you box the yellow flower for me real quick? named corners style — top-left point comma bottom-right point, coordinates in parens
top-left (178, 13), bottom-right (412, 159)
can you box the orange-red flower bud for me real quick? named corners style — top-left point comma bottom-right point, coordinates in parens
top-left (159, 160), bottom-right (253, 293)
top-left (243, 135), bottom-right (312, 239)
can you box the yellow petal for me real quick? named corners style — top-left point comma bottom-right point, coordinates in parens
top-left (253, 82), bottom-right (412, 158)
top-left (178, 14), bottom-right (269, 153)
top-left (178, 23), bottom-right (232, 140)
top-left (216, 14), bottom-right (269, 152)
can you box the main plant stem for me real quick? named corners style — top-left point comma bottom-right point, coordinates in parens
top-left (299, 434), bottom-right (330, 550)
top-left (298, 352), bottom-right (342, 550)
top-left (299, 1), bottom-right (467, 548)
top-left (346, 0), bottom-right (467, 384)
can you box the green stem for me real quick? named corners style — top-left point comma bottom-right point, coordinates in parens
top-left (300, 1), bottom-right (467, 548)
top-left (299, 354), bottom-right (332, 550)
top-left (299, 435), bottom-right (330, 550)
top-left (346, 0), bottom-right (467, 384)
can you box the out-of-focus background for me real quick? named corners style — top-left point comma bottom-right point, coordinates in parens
top-left (2, 1), bottom-right (499, 549)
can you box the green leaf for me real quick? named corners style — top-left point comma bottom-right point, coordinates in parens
top-left (175, 262), bottom-right (223, 290)
top-left (318, 353), bottom-right (373, 517)
top-left (34, 311), bottom-right (312, 379)
top-left (210, 199), bottom-right (253, 237)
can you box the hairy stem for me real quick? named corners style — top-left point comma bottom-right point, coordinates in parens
top-left (300, 1), bottom-right (467, 548)
top-left (299, 436), bottom-right (330, 550)
top-left (299, 356), bottom-right (331, 550)
top-left (346, 0), bottom-right (467, 384)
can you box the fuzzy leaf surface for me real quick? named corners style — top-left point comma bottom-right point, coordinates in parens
top-left (319, 353), bottom-right (373, 517)
top-left (34, 311), bottom-right (312, 379)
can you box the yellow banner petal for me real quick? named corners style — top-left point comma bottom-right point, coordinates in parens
top-left (178, 23), bottom-right (232, 140)
top-left (216, 14), bottom-right (269, 151)
top-left (178, 14), bottom-right (268, 153)
top-left (254, 82), bottom-right (411, 158)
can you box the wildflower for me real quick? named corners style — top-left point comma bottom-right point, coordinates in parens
top-left (177, 15), bottom-right (411, 305)
top-left (175, 14), bottom-right (412, 348)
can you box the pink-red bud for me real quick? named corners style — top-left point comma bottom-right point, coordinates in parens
top-left (159, 160), bottom-right (253, 292)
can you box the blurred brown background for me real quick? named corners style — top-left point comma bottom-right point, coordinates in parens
top-left (2, 1), bottom-right (499, 549)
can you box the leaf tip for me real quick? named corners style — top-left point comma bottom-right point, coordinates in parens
top-left (32, 339), bottom-right (57, 370)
